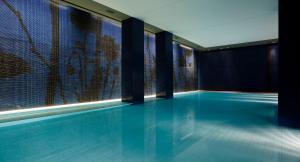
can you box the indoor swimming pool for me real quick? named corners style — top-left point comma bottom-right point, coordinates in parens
top-left (0, 92), bottom-right (299, 162)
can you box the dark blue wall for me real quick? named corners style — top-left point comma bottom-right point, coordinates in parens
top-left (198, 44), bottom-right (278, 92)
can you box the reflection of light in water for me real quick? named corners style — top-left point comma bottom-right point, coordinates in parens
top-left (180, 110), bottom-right (195, 141)
top-left (173, 107), bottom-right (196, 145)
top-left (232, 94), bottom-right (278, 98)
top-left (226, 99), bottom-right (278, 104)
top-left (187, 122), bottom-right (300, 161)
top-left (231, 96), bottom-right (278, 100)
top-left (218, 94), bottom-right (278, 104)
top-left (200, 90), bottom-right (278, 95)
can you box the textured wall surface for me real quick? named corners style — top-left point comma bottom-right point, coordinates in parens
top-left (0, 0), bottom-right (121, 110)
top-left (173, 43), bottom-right (196, 93)
top-left (198, 44), bottom-right (278, 92)
top-left (144, 32), bottom-right (156, 96)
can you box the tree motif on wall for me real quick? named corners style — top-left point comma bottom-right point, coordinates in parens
top-left (68, 8), bottom-right (121, 102)
top-left (1, 0), bottom-right (66, 105)
top-left (0, 0), bottom-right (121, 110)
top-left (0, 52), bottom-right (31, 78)
top-left (100, 35), bottom-right (120, 99)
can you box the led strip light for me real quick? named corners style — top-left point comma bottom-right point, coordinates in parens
top-left (0, 99), bottom-right (122, 116)
top-left (173, 90), bottom-right (200, 95)
top-left (1, 90), bottom-right (277, 117)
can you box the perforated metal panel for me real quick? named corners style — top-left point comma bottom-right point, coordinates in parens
top-left (144, 32), bottom-right (156, 96)
top-left (0, 0), bottom-right (121, 111)
top-left (173, 42), bottom-right (196, 93)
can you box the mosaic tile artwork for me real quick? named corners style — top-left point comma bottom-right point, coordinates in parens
top-left (0, 0), bottom-right (121, 110)
top-left (144, 32), bottom-right (156, 96)
top-left (173, 42), bottom-right (196, 92)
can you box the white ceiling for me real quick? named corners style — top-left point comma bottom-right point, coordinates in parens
top-left (93, 0), bottom-right (278, 48)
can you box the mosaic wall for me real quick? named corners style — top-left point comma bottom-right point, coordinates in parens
top-left (0, 0), bottom-right (121, 111)
top-left (173, 42), bottom-right (196, 92)
top-left (144, 32), bottom-right (156, 96)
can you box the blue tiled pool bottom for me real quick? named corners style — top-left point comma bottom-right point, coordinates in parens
top-left (0, 92), bottom-right (299, 162)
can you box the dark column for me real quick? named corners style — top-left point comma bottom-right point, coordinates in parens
top-left (278, 0), bottom-right (300, 128)
top-left (156, 31), bottom-right (173, 98)
top-left (122, 18), bottom-right (144, 103)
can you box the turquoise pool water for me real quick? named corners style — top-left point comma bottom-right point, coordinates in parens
top-left (0, 92), bottom-right (299, 162)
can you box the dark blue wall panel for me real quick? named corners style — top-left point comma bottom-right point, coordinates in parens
top-left (198, 44), bottom-right (278, 92)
